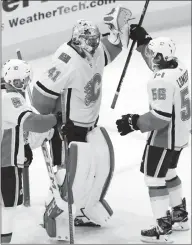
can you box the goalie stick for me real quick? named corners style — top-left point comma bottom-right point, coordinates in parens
top-left (16, 50), bottom-right (65, 212)
top-left (111, 0), bottom-right (150, 109)
top-left (61, 89), bottom-right (75, 244)
top-left (16, 50), bottom-right (30, 207)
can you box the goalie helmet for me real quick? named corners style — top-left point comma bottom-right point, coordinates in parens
top-left (72, 19), bottom-right (101, 55)
top-left (145, 37), bottom-right (176, 71)
top-left (2, 59), bottom-right (32, 92)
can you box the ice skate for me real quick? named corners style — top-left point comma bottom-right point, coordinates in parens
top-left (74, 216), bottom-right (101, 227)
top-left (171, 198), bottom-right (190, 231)
top-left (141, 211), bottom-right (173, 243)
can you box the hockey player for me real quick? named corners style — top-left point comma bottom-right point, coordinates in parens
top-left (1, 59), bottom-right (62, 243)
top-left (116, 25), bottom-right (191, 243)
top-left (32, 6), bottom-right (132, 241)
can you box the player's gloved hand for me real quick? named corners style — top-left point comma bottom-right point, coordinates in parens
top-left (116, 114), bottom-right (140, 136)
top-left (130, 24), bottom-right (152, 47)
top-left (58, 119), bottom-right (75, 141)
top-left (55, 111), bottom-right (62, 125)
top-left (24, 144), bottom-right (33, 167)
top-left (103, 5), bottom-right (134, 48)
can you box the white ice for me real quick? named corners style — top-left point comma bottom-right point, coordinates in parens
top-left (11, 26), bottom-right (191, 244)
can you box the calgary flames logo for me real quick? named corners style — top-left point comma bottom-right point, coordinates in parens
top-left (84, 73), bottom-right (102, 106)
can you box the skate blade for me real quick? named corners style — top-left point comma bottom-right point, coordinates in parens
top-left (172, 221), bottom-right (190, 231)
top-left (48, 238), bottom-right (69, 244)
top-left (140, 235), bottom-right (173, 244)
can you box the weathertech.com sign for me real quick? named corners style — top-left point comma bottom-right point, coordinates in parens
top-left (2, 0), bottom-right (115, 28)
top-left (2, 0), bottom-right (116, 46)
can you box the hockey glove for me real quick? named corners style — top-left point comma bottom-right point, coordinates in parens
top-left (55, 111), bottom-right (62, 125)
top-left (58, 118), bottom-right (75, 141)
top-left (24, 144), bottom-right (33, 167)
top-left (116, 114), bottom-right (140, 136)
top-left (130, 24), bottom-right (152, 47)
top-left (103, 6), bottom-right (133, 48)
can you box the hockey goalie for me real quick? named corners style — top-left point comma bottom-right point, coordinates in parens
top-left (31, 6), bottom-right (133, 241)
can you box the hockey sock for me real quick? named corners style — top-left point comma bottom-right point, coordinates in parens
top-left (148, 185), bottom-right (169, 219)
top-left (166, 175), bottom-right (182, 207)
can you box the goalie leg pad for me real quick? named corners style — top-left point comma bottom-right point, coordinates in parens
top-left (85, 127), bottom-right (115, 207)
top-left (100, 127), bottom-right (115, 200)
top-left (60, 127), bottom-right (114, 226)
top-left (82, 199), bottom-right (113, 226)
top-left (68, 142), bottom-right (96, 209)
top-left (78, 127), bottom-right (114, 225)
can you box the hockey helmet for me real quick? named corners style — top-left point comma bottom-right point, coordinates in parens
top-left (2, 59), bottom-right (32, 92)
top-left (72, 19), bottom-right (101, 55)
top-left (145, 37), bottom-right (176, 71)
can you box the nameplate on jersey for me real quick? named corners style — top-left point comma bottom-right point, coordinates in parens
top-left (58, 53), bottom-right (71, 64)
top-left (11, 97), bottom-right (22, 108)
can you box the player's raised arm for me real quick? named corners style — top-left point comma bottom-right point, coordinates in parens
top-left (129, 24), bottom-right (153, 70)
top-left (101, 6), bottom-right (132, 65)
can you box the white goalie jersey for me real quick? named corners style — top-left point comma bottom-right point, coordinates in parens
top-left (32, 41), bottom-right (107, 127)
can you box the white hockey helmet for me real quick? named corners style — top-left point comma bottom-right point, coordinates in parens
top-left (72, 19), bottom-right (101, 55)
top-left (145, 37), bottom-right (176, 71)
top-left (2, 59), bottom-right (32, 92)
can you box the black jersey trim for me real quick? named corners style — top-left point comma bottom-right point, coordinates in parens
top-left (36, 81), bottom-right (60, 97)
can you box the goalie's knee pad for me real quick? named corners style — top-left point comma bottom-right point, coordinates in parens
top-left (43, 197), bottom-right (75, 241)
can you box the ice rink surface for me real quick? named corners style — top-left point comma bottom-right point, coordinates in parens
top-left (11, 26), bottom-right (191, 244)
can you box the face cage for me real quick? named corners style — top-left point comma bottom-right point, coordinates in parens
top-left (81, 34), bottom-right (101, 54)
top-left (11, 75), bottom-right (31, 92)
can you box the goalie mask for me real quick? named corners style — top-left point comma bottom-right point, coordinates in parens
top-left (72, 19), bottom-right (101, 55)
top-left (2, 59), bottom-right (32, 92)
top-left (145, 37), bottom-right (176, 71)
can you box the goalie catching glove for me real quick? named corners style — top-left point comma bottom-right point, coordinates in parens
top-left (116, 114), bottom-right (140, 136)
top-left (103, 5), bottom-right (134, 48)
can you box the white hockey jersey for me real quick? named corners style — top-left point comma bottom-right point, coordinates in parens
top-left (32, 41), bottom-right (107, 127)
top-left (1, 91), bottom-right (56, 168)
top-left (137, 44), bottom-right (191, 149)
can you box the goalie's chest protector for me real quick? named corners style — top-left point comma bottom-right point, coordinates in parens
top-left (57, 44), bottom-right (105, 127)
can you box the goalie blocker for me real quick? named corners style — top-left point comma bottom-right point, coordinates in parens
top-left (43, 126), bottom-right (114, 241)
